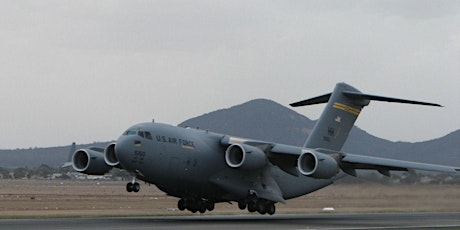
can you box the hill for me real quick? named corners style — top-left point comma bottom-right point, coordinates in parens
top-left (0, 99), bottom-right (459, 169)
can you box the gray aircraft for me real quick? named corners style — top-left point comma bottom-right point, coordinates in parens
top-left (72, 83), bottom-right (459, 215)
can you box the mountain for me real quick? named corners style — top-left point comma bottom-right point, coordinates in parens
top-left (0, 99), bottom-right (459, 169)
top-left (180, 99), bottom-right (314, 146)
top-left (180, 99), bottom-right (460, 167)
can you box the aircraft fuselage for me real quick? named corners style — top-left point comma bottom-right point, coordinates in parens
top-left (115, 122), bottom-right (333, 202)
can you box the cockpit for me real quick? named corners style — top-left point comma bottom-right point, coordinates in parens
top-left (123, 129), bottom-right (152, 140)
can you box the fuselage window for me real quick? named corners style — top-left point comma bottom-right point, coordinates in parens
top-left (145, 131), bottom-right (152, 140)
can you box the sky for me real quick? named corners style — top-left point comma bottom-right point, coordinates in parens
top-left (0, 1), bottom-right (459, 149)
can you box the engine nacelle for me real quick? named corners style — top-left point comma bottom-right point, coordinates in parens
top-left (225, 144), bottom-right (267, 170)
top-left (72, 148), bottom-right (112, 175)
top-left (297, 151), bottom-right (339, 179)
top-left (104, 143), bottom-right (119, 167)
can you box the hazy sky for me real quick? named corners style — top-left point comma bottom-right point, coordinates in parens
top-left (1, 1), bottom-right (459, 149)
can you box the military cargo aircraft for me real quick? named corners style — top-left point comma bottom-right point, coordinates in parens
top-left (72, 83), bottom-right (459, 215)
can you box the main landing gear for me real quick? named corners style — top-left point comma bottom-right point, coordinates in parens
top-left (177, 198), bottom-right (215, 214)
top-left (238, 198), bottom-right (276, 215)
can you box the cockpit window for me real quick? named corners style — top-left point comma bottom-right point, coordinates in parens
top-left (145, 131), bottom-right (152, 140)
top-left (123, 130), bottom-right (137, 136)
top-left (123, 129), bottom-right (152, 140)
top-left (138, 131), bottom-right (145, 138)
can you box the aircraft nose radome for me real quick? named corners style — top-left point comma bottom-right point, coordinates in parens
top-left (114, 137), bottom-right (132, 167)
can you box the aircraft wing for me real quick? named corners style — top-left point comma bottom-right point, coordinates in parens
top-left (340, 153), bottom-right (460, 176)
top-left (221, 136), bottom-right (459, 177)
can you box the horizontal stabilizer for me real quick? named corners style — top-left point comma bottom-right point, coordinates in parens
top-left (290, 91), bottom-right (441, 108)
top-left (342, 91), bottom-right (442, 107)
top-left (290, 93), bottom-right (331, 107)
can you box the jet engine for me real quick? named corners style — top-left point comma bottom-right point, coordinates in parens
top-left (72, 148), bottom-right (112, 175)
top-left (104, 143), bottom-right (119, 167)
top-left (225, 144), bottom-right (266, 170)
top-left (297, 151), bottom-right (339, 179)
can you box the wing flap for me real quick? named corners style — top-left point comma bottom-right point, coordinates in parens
top-left (341, 153), bottom-right (459, 174)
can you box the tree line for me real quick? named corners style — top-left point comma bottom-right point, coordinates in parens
top-left (1, 165), bottom-right (459, 185)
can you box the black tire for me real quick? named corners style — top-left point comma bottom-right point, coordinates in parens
top-left (238, 201), bottom-right (247, 210)
top-left (206, 202), bottom-right (215, 211)
top-left (126, 182), bottom-right (133, 192)
top-left (133, 182), bottom-right (140, 193)
top-left (256, 200), bottom-right (267, 215)
top-left (267, 203), bottom-right (275, 215)
top-left (178, 199), bottom-right (186, 211)
top-left (198, 206), bottom-right (206, 213)
top-left (247, 202), bottom-right (256, 213)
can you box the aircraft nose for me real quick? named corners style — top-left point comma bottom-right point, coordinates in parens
top-left (113, 136), bottom-right (134, 168)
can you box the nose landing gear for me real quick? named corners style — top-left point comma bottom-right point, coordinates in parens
top-left (126, 179), bottom-right (140, 193)
top-left (126, 182), bottom-right (140, 192)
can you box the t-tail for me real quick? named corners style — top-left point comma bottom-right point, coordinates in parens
top-left (291, 83), bottom-right (441, 151)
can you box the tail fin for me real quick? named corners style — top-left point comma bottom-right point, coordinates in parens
top-left (61, 142), bottom-right (77, 168)
top-left (67, 142), bottom-right (76, 162)
top-left (291, 83), bottom-right (441, 151)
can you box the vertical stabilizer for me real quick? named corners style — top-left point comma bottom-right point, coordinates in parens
top-left (68, 142), bottom-right (76, 162)
top-left (61, 142), bottom-right (77, 168)
top-left (296, 83), bottom-right (366, 151)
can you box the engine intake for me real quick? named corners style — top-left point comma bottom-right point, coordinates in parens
top-left (225, 144), bottom-right (266, 170)
top-left (104, 143), bottom-right (119, 167)
top-left (297, 151), bottom-right (339, 179)
top-left (72, 149), bottom-right (112, 175)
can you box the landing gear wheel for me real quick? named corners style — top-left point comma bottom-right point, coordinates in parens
top-left (178, 199), bottom-right (186, 211)
top-left (198, 205), bottom-right (206, 214)
top-left (238, 200), bottom-right (247, 210)
top-left (133, 182), bottom-right (140, 192)
top-left (247, 201), bottom-right (257, 213)
top-left (206, 202), bottom-right (215, 211)
top-left (256, 200), bottom-right (267, 215)
top-left (126, 182), bottom-right (134, 192)
top-left (267, 203), bottom-right (276, 215)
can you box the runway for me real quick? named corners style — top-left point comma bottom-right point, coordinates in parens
top-left (1, 212), bottom-right (460, 230)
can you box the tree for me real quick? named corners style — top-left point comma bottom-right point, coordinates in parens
top-left (33, 164), bottom-right (55, 178)
top-left (0, 167), bottom-right (12, 179)
top-left (13, 167), bottom-right (29, 179)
